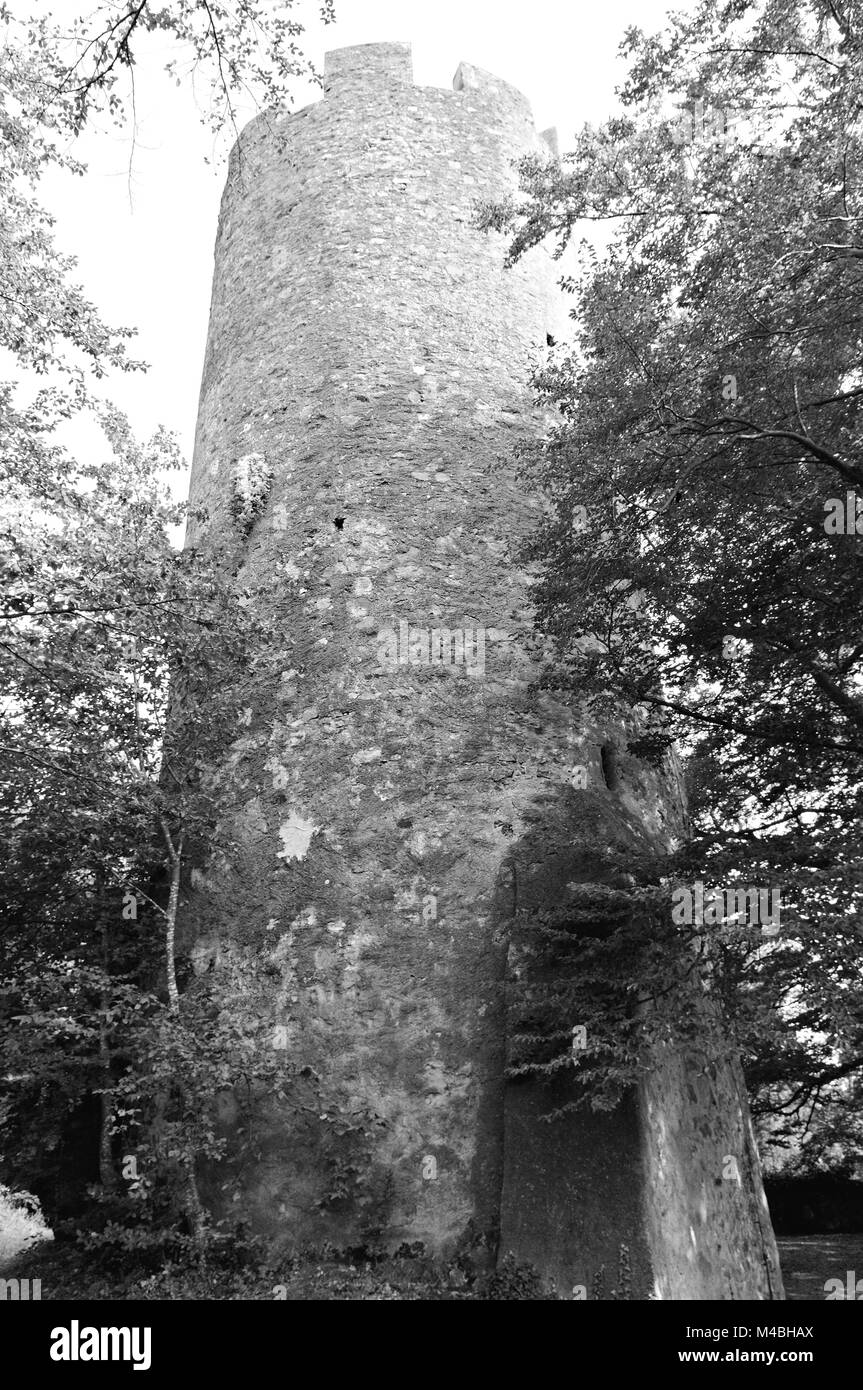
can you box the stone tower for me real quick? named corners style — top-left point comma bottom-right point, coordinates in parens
top-left (183, 42), bottom-right (783, 1298)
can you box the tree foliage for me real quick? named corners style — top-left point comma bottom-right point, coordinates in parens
top-left (488, 0), bottom-right (863, 1169)
top-left (10, 0), bottom-right (335, 135)
top-left (0, 2), bottom-right (329, 1241)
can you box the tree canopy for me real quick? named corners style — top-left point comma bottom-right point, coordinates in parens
top-left (0, 1), bottom-right (328, 1246)
top-left (486, 0), bottom-right (863, 1170)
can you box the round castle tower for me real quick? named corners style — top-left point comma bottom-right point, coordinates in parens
top-left (184, 42), bottom-right (782, 1298)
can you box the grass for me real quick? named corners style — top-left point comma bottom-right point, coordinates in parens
top-left (2, 1233), bottom-right (554, 1300)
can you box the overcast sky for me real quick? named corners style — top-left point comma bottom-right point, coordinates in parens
top-left (24, 1), bottom-right (693, 472)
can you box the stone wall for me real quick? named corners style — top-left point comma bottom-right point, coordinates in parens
top-left (182, 41), bottom-right (783, 1297)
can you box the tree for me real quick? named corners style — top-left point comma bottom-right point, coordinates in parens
top-left (0, 2), bottom-right (332, 1242)
top-left (14, 0), bottom-right (335, 132)
top-left (484, 0), bottom-right (863, 1167)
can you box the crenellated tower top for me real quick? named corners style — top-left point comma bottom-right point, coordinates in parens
top-left (317, 41), bottom-right (557, 152)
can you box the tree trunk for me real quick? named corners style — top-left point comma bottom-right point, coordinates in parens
top-left (159, 822), bottom-right (206, 1252)
top-left (161, 820), bottom-right (183, 1015)
top-left (97, 903), bottom-right (116, 1190)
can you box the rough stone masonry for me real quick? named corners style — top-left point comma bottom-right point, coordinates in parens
top-left (182, 41), bottom-right (784, 1299)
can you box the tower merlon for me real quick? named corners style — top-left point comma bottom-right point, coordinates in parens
top-left (453, 60), bottom-right (533, 122)
top-left (319, 43), bottom-right (534, 126)
top-left (323, 41), bottom-right (413, 94)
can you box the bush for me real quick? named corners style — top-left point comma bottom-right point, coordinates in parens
top-left (0, 1184), bottom-right (53, 1270)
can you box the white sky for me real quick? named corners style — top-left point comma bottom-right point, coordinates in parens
top-left (21, 1), bottom-right (693, 470)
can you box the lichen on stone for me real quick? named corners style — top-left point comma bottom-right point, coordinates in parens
top-left (230, 451), bottom-right (273, 531)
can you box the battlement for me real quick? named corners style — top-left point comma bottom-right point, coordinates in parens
top-left (452, 60), bottom-right (531, 121)
top-left (540, 126), bottom-right (560, 157)
top-left (323, 42), bottom-right (413, 94)
top-left (322, 42), bottom-right (534, 126)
